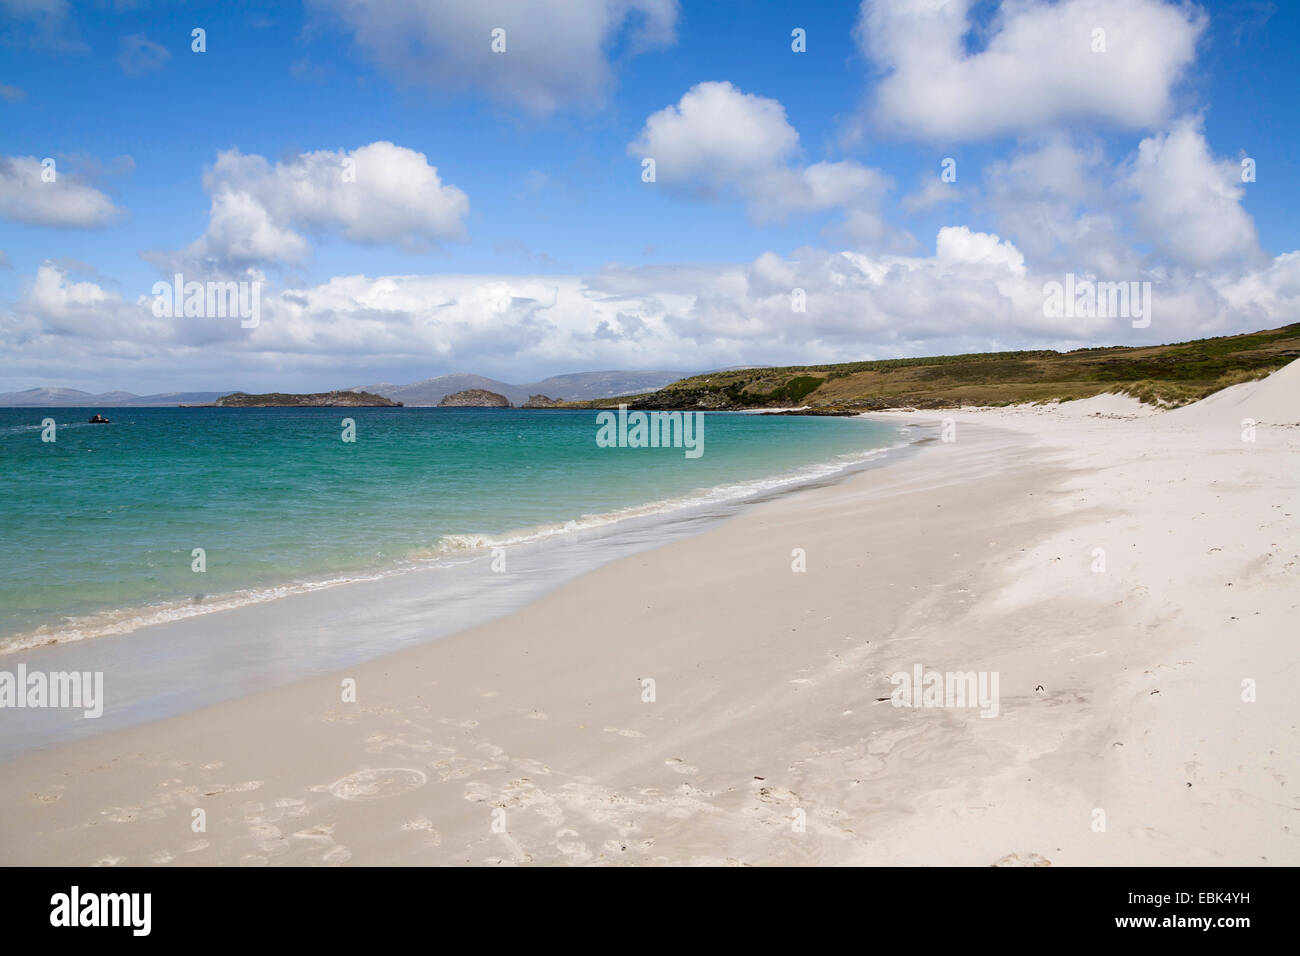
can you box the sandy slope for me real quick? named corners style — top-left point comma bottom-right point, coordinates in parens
top-left (0, 364), bottom-right (1295, 866)
top-left (1161, 357), bottom-right (1300, 427)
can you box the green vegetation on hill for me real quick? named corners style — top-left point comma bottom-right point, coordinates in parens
top-left (565, 324), bottom-right (1300, 413)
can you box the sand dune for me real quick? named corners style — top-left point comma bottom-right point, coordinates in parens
top-left (1162, 357), bottom-right (1300, 427)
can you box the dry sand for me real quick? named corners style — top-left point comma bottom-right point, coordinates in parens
top-left (1, 363), bottom-right (1296, 866)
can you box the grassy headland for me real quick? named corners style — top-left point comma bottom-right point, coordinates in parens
top-left (564, 323), bottom-right (1300, 414)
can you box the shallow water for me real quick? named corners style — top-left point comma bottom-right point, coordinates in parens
top-left (0, 407), bottom-right (918, 761)
top-left (0, 406), bottom-right (900, 649)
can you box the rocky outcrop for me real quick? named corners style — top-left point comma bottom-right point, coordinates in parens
top-left (215, 390), bottom-right (401, 407)
top-left (437, 388), bottom-right (512, 408)
top-left (521, 394), bottom-right (563, 408)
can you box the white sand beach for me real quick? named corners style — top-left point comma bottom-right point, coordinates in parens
top-left (1, 363), bottom-right (1296, 866)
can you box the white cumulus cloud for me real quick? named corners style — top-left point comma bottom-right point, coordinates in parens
top-left (308, 0), bottom-right (678, 114)
top-left (630, 82), bottom-right (904, 248)
top-left (856, 0), bottom-right (1206, 141)
top-left (9, 233), bottom-right (1300, 393)
top-left (0, 155), bottom-right (122, 227)
top-left (1124, 115), bottom-right (1262, 270)
top-left (166, 142), bottom-right (470, 271)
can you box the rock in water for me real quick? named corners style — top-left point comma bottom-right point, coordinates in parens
top-left (521, 394), bottom-right (562, 408)
top-left (437, 389), bottom-right (512, 408)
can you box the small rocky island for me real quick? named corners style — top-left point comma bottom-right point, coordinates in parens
top-left (437, 389), bottom-right (512, 408)
top-left (521, 394), bottom-right (563, 408)
top-left (215, 390), bottom-right (401, 407)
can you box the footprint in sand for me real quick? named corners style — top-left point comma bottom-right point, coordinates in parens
top-left (165, 784), bottom-right (201, 808)
top-left (394, 718), bottom-right (436, 734)
top-left (365, 732), bottom-right (435, 755)
top-left (33, 784), bottom-right (65, 805)
top-left (554, 828), bottom-right (593, 863)
top-left (183, 839), bottom-right (210, 853)
top-left (248, 823), bottom-right (289, 854)
top-left (201, 780), bottom-right (263, 797)
top-left (602, 727), bottom-right (645, 738)
top-left (326, 767), bottom-right (427, 801)
top-left (991, 852), bottom-right (1052, 867)
top-left (438, 717), bottom-right (480, 729)
top-left (94, 856), bottom-right (125, 867)
top-left (292, 823), bottom-right (336, 845)
top-left (461, 780), bottom-right (496, 804)
top-left (753, 783), bottom-right (800, 805)
top-left (430, 757), bottom-right (477, 782)
top-left (511, 757), bottom-right (552, 776)
top-left (401, 816), bottom-right (444, 847)
top-left (249, 797), bottom-right (311, 823)
top-left (321, 846), bottom-right (352, 866)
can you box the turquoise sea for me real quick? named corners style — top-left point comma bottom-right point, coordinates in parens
top-left (0, 406), bottom-right (904, 652)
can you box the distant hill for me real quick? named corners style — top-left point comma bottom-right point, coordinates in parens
top-left (529, 370), bottom-right (692, 401)
top-left (141, 391), bottom-right (233, 406)
top-left (0, 387), bottom-right (230, 407)
top-left (351, 370), bottom-right (688, 406)
top-left (585, 324), bottom-right (1300, 413)
top-left (0, 387), bottom-right (96, 405)
top-left (356, 373), bottom-right (519, 406)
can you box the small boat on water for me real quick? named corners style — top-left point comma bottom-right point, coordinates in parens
top-left (88, 413), bottom-right (110, 424)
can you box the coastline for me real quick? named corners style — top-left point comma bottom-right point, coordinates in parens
top-left (0, 394), bottom-right (1295, 865)
top-left (0, 416), bottom-right (909, 660)
top-left (0, 420), bottom-right (915, 761)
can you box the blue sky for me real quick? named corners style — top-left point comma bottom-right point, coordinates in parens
top-left (1, 0), bottom-right (1297, 392)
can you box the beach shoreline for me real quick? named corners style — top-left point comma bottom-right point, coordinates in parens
top-left (0, 409), bottom-right (903, 658)
top-left (0, 418), bottom-right (915, 762)
top-left (0, 389), bottom-right (1295, 866)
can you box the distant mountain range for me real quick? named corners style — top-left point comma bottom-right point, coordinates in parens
top-left (350, 370), bottom-right (689, 406)
top-left (0, 370), bottom-right (690, 407)
top-left (0, 387), bottom-right (231, 407)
